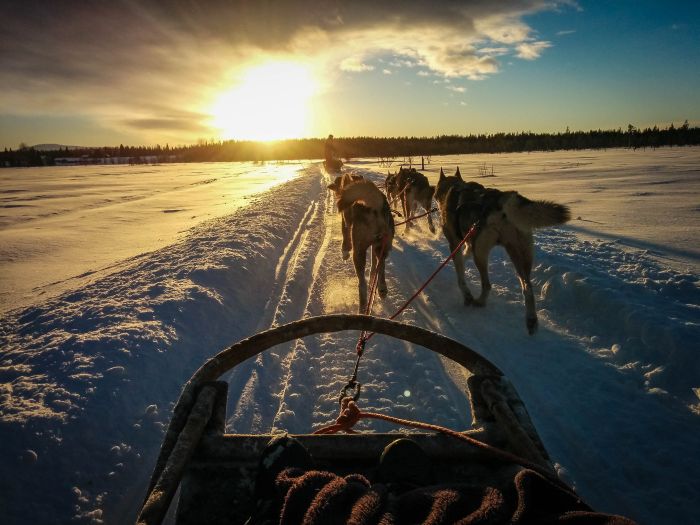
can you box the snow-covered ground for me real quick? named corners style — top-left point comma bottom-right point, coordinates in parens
top-left (0, 161), bottom-right (300, 314)
top-left (1, 148), bottom-right (698, 524)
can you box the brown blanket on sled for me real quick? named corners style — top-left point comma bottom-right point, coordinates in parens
top-left (272, 467), bottom-right (636, 525)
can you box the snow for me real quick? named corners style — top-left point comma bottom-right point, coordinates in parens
top-left (0, 148), bottom-right (698, 524)
top-left (0, 161), bottom-right (300, 314)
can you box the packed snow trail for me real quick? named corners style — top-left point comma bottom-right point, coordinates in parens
top-left (0, 162), bottom-right (698, 525)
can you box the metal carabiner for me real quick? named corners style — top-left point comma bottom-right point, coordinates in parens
top-left (338, 379), bottom-right (362, 405)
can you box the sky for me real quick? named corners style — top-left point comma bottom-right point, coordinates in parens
top-left (1, 0), bottom-right (699, 148)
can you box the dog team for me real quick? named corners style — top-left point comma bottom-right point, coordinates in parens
top-left (328, 165), bottom-right (570, 334)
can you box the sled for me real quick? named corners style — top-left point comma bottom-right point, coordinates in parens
top-left (137, 314), bottom-right (555, 525)
top-left (324, 158), bottom-right (344, 173)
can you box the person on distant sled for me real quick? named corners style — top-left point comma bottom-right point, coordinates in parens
top-left (324, 134), bottom-right (343, 173)
top-left (245, 435), bottom-right (637, 525)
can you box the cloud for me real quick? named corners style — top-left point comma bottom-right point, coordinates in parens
top-left (516, 41), bottom-right (553, 60)
top-left (340, 56), bottom-right (375, 72)
top-left (123, 117), bottom-right (209, 133)
top-left (382, 69), bottom-right (392, 75)
top-left (0, 1), bottom-right (571, 141)
top-left (447, 86), bottom-right (466, 93)
top-left (556, 29), bottom-right (576, 36)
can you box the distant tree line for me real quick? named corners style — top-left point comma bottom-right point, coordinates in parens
top-left (2, 121), bottom-right (698, 167)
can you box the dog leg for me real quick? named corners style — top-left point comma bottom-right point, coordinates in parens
top-left (426, 201), bottom-right (436, 234)
top-left (372, 242), bottom-right (389, 298)
top-left (504, 237), bottom-right (537, 334)
top-left (472, 251), bottom-right (491, 307)
top-left (454, 250), bottom-right (474, 305)
top-left (442, 225), bottom-right (474, 305)
top-left (341, 210), bottom-right (352, 260)
top-left (405, 192), bottom-right (416, 231)
top-left (353, 247), bottom-right (368, 313)
top-left (402, 192), bottom-right (411, 232)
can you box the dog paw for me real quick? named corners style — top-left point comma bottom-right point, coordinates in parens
top-left (473, 298), bottom-right (486, 307)
top-left (342, 250), bottom-right (350, 260)
top-left (378, 286), bottom-right (388, 298)
top-left (527, 317), bottom-right (538, 335)
top-left (463, 295), bottom-right (475, 306)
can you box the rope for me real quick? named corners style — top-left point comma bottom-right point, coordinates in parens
top-left (361, 223), bottom-right (477, 345)
top-left (340, 224), bottom-right (476, 403)
top-left (343, 233), bottom-right (389, 400)
top-left (387, 183), bottom-right (409, 208)
top-left (313, 397), bottom-right (565, 489)
top-left (394, 207), bottom-right (437, 227)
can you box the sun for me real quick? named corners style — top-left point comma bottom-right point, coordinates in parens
top-left (209, 61), bottom-right (316, 141)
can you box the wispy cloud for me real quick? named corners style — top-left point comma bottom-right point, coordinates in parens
top-left (556, 29), bottom-right (576, 36)
top-left (447, 86), bottom-right (466, 93)
top-left (340, 56), bottom-right (375, 72)
top-left (516, 41), bottom-right (553, 60)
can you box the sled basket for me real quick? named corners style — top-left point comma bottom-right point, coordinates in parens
top-left (137, 314), bottom-right (554, 525)
top-left (324, 158), bottom-right (344, 173)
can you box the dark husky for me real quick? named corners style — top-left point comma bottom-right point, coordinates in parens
top-left (390, 167), bottom-right (436, 233)
top-left (435, 167), bottom-right (570, 334)
top-left (328, 174), bottom-right (394, 312)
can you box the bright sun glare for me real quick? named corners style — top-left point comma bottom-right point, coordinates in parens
top-left (210, 62), bottom-right (316, 141)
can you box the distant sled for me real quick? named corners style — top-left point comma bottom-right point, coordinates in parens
top-left (323, 157), bottom-right (343, 173)
top-left (135, 314), bottom-right (599, 525)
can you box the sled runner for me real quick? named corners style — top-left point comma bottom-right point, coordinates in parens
top-left (137, 314), bottom-right (555, 525)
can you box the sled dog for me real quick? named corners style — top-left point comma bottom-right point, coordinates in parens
top-left (434, 167), bottom-right (570, 334)
top-left (384, 171), bottom-right (400, 210)
top-left (328, 173), bottom-right (364, 198)
top-left (391, 167), bottom-right (436, 233)
top-left (328, 174), bottom-right (394, 312)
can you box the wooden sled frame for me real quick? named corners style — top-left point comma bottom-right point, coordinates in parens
top-left (137, 314), bottom-right (554, 525)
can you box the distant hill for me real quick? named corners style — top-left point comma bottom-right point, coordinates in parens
top-left (32, 144), bottom-right (83, 151)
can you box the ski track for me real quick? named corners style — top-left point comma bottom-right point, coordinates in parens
top-left (0, 164), bottom-right (698, 524)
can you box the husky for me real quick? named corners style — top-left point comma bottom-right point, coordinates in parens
top-left (328, 174), bottom-right (394, 312)
top-left (384, 171), bottom-right (402, 211)
top-left (328, 173), bottom-right (364, 198)
top-left (391, 167), bottom-right (436, 233)
top-left (434, 167), bottom-right (570, 334)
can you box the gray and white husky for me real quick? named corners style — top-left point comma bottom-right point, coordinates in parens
top-left (435, 167), bottom-right (570, 334)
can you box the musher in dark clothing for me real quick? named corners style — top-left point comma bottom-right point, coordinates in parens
top-left (324, 134), bottom-right (343, 172)
top-left (324, 134), bottom-right (335, 163)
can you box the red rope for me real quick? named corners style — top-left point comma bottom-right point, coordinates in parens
top-left (387, 183), bottom-right (409, 208)
top-left (394, 207), bottom-right (437, 227)
top-left (313, 397), bottom-right (563, 488)
top-left (356, 234), bottom-right (389, 355)
top-left (361, 224), bottom-right (477, 345)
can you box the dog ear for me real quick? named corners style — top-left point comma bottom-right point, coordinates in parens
top-left (455, 167), bottom-right (463, 180)
top-left (439, 167), bottom-right (445, 181)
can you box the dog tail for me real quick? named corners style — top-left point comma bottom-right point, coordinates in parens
top-left (504, 193), bottom-right (571, 230)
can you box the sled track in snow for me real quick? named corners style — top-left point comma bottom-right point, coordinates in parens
top-left (226, 168), bottom-right (333, 433)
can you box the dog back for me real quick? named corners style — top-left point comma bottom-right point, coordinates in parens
top-left (337, 179), bottom-right (386, 212)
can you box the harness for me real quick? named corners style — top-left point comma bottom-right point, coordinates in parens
top-left (452, 183), bottom-right (502, 241)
